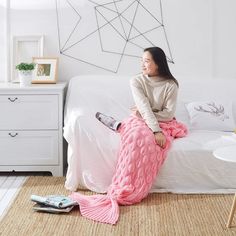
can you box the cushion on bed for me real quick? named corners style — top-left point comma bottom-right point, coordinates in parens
top-left (185, 100), bottom-right (235, 131)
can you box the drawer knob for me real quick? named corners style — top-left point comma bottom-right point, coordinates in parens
top-left (8, 97), bottom-right (18, 102)
top-left (8, 132), bottom-right (18, 137)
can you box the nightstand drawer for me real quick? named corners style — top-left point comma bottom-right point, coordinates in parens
top-left (0, 95), bottom-right (58, 130)
top-left (0, 130), bottom-right (59, 165)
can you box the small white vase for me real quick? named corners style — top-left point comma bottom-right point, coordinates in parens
top-left (18, 70), bottom-right (32, 86)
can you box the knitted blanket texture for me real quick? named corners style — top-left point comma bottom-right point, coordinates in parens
top-left (70, 115), bottom-right (187, 224)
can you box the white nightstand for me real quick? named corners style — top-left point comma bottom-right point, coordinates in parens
top-left (0, 82), bottom-right (67, 176)
top-left (213, 145), bottom-right (236, 228)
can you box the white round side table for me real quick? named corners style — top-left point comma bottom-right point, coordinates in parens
top-left (213, 145), bottom-right (236, 228)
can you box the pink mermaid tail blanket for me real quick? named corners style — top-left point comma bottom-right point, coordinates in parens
top-left (70, 115), bottom-right (187, 224)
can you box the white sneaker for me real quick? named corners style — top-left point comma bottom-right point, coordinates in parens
top-left (95, 112), bottom-right (121, 131)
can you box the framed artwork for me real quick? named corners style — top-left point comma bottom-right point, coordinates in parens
top-left (32, 57), bottom-right (58, 84)
top-left (11, 35), bottom-right (44, 82)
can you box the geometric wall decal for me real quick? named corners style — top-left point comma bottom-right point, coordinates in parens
top-left (56, 0), bottom-right (174, 73)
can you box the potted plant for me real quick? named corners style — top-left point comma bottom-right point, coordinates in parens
top-left (15, 62), bottom-right (35, 86)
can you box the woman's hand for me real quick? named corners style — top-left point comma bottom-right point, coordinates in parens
top-left (154, 132), bottom-right (166, 148)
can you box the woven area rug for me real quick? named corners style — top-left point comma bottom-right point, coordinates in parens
top-left (0, 176), bottom-right (235, 236)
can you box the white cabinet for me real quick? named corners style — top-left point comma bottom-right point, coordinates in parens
top-left (0, 95), bottom-right (58, 130)
top-left (0, 82), bottom-right (66, 176)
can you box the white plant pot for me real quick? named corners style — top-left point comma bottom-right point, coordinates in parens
top-left (19, 70), bottom-right (32, 86)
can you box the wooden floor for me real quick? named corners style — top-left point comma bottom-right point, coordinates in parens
top-left (0, 175), bottom-right (27, 219)
top-left (0, 171), bottom-right (53, 220)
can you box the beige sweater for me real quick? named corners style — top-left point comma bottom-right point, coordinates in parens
top-left (130, 74), bottom-right (178, 132)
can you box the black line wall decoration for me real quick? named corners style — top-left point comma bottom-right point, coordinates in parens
top-left (56, 0), bottom-right (174, 73)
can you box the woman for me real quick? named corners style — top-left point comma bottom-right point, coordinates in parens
top-left (96, 47), bottom-right (179, 147)
top-left (130, 47), bottom-right (179, 148)
top-left (70, 47), bottom-right (187, 225)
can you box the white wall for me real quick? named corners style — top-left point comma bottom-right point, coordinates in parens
top-left (162, 0), bottom-right (212, 78)
top-left (212, 0), bottom-right (236, 79)
top-left (3, 0), bottom-right (236, 81)
top-left (0, 0), bottom-right (7, 81)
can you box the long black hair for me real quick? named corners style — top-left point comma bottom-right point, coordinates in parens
top-left (144, 47), bottom-right (178, 87)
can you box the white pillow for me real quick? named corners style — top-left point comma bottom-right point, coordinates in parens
top-left (185, 101), bottom-right (235, 131)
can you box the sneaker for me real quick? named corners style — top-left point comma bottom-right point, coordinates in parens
top-left (95, 112), bottom-right (121, 131)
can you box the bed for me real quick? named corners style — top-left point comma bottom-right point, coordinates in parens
top-left (63, 75), bottom-right (236, 193)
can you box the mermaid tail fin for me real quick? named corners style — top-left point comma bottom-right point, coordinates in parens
top-left (69, 192), bottom-right (119, 225)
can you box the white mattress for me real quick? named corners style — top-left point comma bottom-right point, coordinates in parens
top-left (64, 76), bottom-right (236, 193)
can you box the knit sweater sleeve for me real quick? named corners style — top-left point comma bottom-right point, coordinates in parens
top-left (154, 82), bottom-right (178, 121)
top-left (130, 77), bottom-right (161, 132)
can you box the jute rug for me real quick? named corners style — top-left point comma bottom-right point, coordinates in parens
top-left (0, 177), bottom-right (235, 236)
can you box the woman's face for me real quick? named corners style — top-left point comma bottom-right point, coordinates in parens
top-left (141, 51), bottom-right (158, 77)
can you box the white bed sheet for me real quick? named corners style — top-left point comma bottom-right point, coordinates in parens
top-left (64, 76), bottom-right (236, 193)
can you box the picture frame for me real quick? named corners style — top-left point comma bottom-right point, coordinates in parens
top-left (11, 35), bottom-right (44, 82)
top-left (32, 57), bottom-right (58, 84)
